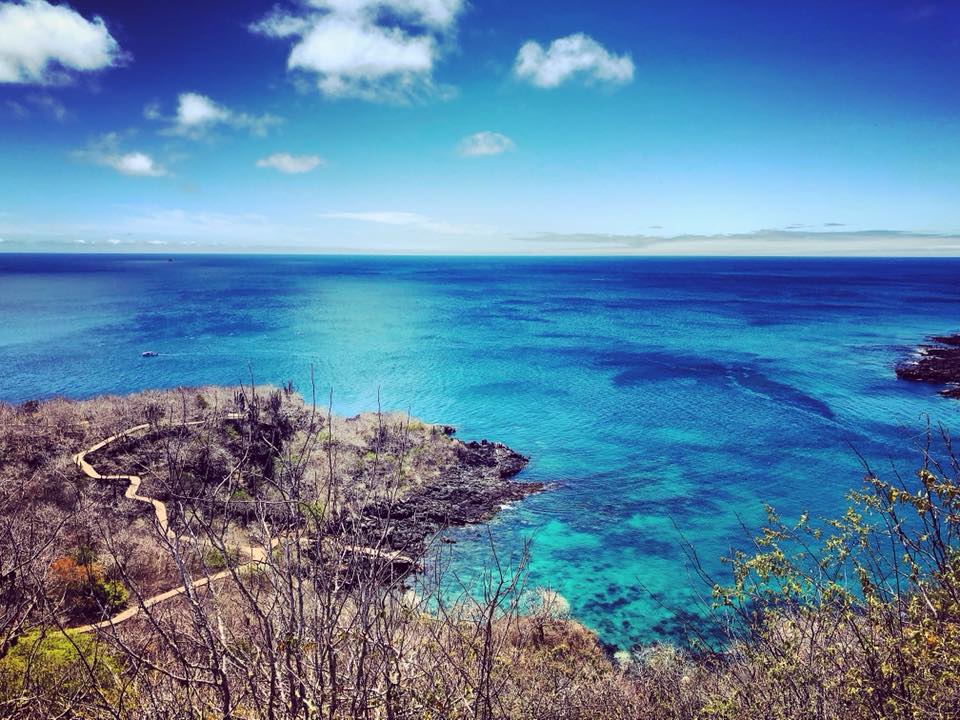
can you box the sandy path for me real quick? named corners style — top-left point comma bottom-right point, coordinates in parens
top-left (75, 420), bottom-right (192, 542)
top-left (69, 414), bottom-right (412, 634)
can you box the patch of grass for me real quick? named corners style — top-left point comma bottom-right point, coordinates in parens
top-left (203, 546), bottom-right (242, 570)
top-left (0, 629), bottom-right (120, 713)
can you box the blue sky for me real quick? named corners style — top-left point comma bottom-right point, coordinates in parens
top-left (1, 0), bottom-right (960, 254)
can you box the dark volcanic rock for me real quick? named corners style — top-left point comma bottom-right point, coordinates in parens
top-left (456, 439), bottom-right (529, 477)
top-left (896, 333), bottom-right (960, 399)
top-left (341, 438), bottom-right (541, 557)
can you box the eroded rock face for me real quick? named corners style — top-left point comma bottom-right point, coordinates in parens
top-left (896, 333), bottom-right (960, 398)
top-left (345, 438), bottom-right (541, 556)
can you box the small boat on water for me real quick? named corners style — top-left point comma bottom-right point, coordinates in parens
top-left (141, 351), bottom-right (159, 357)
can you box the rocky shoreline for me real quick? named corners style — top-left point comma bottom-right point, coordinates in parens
top-left (83, 390), bottom-right (543, 567)
top-left (896, 333), bottom-right (960, 399)
top-left (343, 438), bottom-right (543, 557)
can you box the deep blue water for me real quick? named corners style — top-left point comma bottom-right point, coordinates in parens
top-left (2, 254), bottom-right (958, 647)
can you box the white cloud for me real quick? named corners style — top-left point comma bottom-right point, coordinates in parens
top-left (119, 209), bottom-right (275, 238)
top-left (150, 92), bottom-right (281, 139)
top-left (319, 210), bottom-right (498, 235)
top-left (110, 151), bottom-right (166, 177)
top-left (0, 0), bottom-right (121, 85)
top-left (73, 133), bottom-right (168, 178)
top-left (176, 92), bottom-right (231, 128)
top-left (0, 208), bottom-right (311, 250)
top-left (5, 92), bottom-right (68, 120)
top-left (256, 153), bottom-right (325, 174)
top-left (312, 0), bottom-right (463, 29)
top-left (514, 33), bottom-right (634, 89)
top-left (322, 211), bottom-right (430, 225)
top-left (250, 0), bottom-right (464, 101)
top-left (458, 131), bottom-right (515, 157)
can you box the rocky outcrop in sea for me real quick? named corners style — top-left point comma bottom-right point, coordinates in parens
top-left (896, 333), bottom-right (960, 399)
top-left (344, 438), bottom-right (543, 558)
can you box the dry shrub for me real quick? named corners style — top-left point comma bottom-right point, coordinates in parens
top-left (2, 388), bottom-right (959, 720)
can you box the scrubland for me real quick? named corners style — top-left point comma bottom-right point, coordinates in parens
top-left (0, 387), bottom-right (957, 719)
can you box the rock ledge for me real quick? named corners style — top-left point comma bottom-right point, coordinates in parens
top-left (896, 333), bottom-right (960, 399)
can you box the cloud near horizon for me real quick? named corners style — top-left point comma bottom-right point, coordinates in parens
top-left (4, 211), bottom-right (960, 256)
top-left (256, 152), bottom-right (325, 173)
top-left (514, 33), bottom-right (634, 88)
top-left (319, 210), bottom-right (499, 235)
top-left (0, 0), bottom-right (122, 85)
top-left (250, 0), bottom-right (465, 101)
top-left (458, 131), bottom-right (515, 157)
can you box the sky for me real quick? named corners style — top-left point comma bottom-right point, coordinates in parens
top-left (1, 0), bottom-right (960, 255)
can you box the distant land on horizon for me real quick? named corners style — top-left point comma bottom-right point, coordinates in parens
top-left (3, 228), bottom-right (960, 257)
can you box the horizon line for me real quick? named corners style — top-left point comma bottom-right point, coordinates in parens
top-left (4, 250), bottom-right (960, 260)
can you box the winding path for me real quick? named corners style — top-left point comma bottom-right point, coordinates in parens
top-left (74, 420), bottom-right (200, 543)
top-left (70, 415), bottom-right (413, 634)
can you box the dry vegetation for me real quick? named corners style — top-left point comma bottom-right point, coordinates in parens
top-left (1, 386), bottom-right (958, 719)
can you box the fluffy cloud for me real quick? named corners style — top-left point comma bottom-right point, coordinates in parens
top-left (176, 92), bottom-right (230, 128)
top-left (256, 152), bottom-right (325, 174)
top-left (73, 132), bottom-right (168, 177)
top-left (149, 92), bottom-right (281, 139)
top-left (109, 151), bottom-right (166, 177)
top-left (251, 0), bottom-right (464, 101)
top-left (514, 33), bottom-right (634, 89)
top-left (0, 0), bottom-right (121, 84)
top-left (458, 131), bottom-right (515, 157)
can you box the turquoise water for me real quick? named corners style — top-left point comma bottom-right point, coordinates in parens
top-left (2, 254), bottom-right (958, 647)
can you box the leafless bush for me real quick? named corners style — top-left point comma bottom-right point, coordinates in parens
top-left (6, 389), bottom-right (958, 720)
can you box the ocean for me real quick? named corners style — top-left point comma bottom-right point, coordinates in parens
top-left (1, 253), bottom-right (958, 647)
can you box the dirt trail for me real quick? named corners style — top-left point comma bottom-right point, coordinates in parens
top-left (69, 414), bottom-right (412, 634)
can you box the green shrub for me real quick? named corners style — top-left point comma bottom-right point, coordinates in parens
top-left (95, 580), bottom-right (129, 612)
top-left (203, 546), bottom-right (241, 570)
top-left (0, 629), bottom-right (120, 715)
